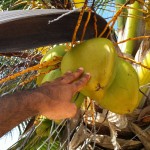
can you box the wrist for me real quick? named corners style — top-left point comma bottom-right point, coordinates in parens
top-left (22, 88), bottom-right (43, 116)
top-left (30, 85), bottom-right (54, 115)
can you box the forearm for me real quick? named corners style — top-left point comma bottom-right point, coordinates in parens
top-left (0, 88), bottom-right (42, 137)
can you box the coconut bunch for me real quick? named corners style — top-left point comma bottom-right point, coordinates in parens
top-left (37, 38), bottom-right (139, 115)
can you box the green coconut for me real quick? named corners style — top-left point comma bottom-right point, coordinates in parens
top-left (36, 119), bottom-right (52, 137)
top-left (72, 92), bottom-right (86, 108)
top-left (41, 68), bottom-right (61, 84)
top-left (36, 45), bottom-right (67, 86)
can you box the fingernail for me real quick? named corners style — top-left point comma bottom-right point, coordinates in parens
top-left (78, 67), bottom-right (84, 71)
top-left (85, 73), bottom-right (91, 77)
top-left (67, 71), bottom-right (72, 73)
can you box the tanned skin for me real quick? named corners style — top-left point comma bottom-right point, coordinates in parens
top-left (0, 68), bottom-right (90, 137)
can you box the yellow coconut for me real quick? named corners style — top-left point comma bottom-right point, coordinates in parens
top-left (61, 38), bottom-right (117, 101)
top-left (36, 119), bottom-right (52, 137)
top-left (99, 58), bottom-right (139, 114)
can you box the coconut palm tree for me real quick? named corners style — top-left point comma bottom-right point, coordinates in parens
top-left (0, 0), bottom-right (150, 149)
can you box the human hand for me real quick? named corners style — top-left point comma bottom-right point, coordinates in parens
top-left (37, 68), bottom-right (90, 120)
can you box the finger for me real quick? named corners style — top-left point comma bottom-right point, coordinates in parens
top-left (72, 73), bottom-right (91, 93)
top-left (61, 68), bottom-right (84, 84)
top-left (53, 70), bottom-right (72, 82)
top-left (53, 71), bottom-right (72, 82)
top-left (54, 76), bottom-right (65, 82)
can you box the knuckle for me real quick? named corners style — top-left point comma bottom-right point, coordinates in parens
top-left (80, 77), bottom-right (87, 84)
top-left (64, 71), bottom-right (72, 76)
top-left (74, 80), bottom-right (84, 88)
